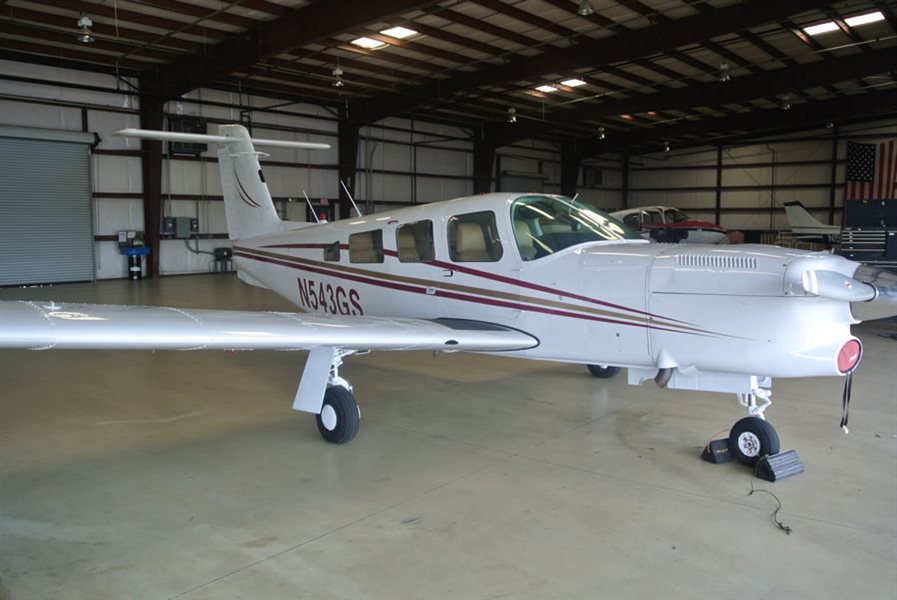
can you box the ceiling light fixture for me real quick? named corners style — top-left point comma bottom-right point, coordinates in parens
top-left (845, 11), bottom-right (885, 27)
top-left (577, 0), bottom-right (594, 16)
top-left (663, 140), bottom-right (670, 153)
top-left (718, 61), bottom-right (730, 82)
top-left (77, 13), bottom-right (95, 43)
top-left (332, 67), bottom-right (345, 87)
top-left (780, 95), bottom-right (791, 111)
top-left (350, 37), bottom-right (386, 50)
top-left (535, 85), bottom-right (558, 93)
top-left (561, 78), bottom-right (587, 87)
top-left (380, 26), bottom-right (418, 39)
top-left (598, 127), bottom-right (606, 140)
top-left (803, 21), bottom-right (839, 36)
top-left (507, 107), bottom-right (517, 124)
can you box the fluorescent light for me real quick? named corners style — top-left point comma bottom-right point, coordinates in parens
top-left (561, 78), bottom-right (587, 87)
top-left (351, 37), bottom-right (386, 49)
top-left (380, 26), bottom-right (418, 39)
top-left (535, 85), bottom-right (558, 93)
top-left (845, 11), bottom-right (884, 27)
top-left (803, 21), bottom-right (839, 36)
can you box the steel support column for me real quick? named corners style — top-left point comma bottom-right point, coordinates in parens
top-left (560, 142), bottom-right (580, 198)
top-left (715, 145), bottom-right (723, 224)
top-left (473, 138), bottom-right (495, 194)
top-left (338, 115), bottom-right (359, 219)
top-left (138, 74), bottom-right (163, 278)
top-left (622, 152), bottom-right (630, 209)
top-left (828, 125), bottom-right (839, 224)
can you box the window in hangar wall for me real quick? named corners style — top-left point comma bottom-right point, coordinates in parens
top-left (0, 129), bottom-right (95, 285)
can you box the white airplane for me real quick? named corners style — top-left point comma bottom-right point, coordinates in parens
top-left (2, 125), bottom-right (896, 467)
top-left (783, 201), bottom-right (842, 245)
top-left (610, 205), bottom-right (729, 245)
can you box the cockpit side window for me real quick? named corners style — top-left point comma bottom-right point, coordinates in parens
top-left (396, 220), bottom-right (435, 263)
top-left (447, 211), bottom-right (503, 262)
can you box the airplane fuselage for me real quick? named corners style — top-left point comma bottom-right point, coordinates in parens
top-left (233, 193), bottom-right (860, 386)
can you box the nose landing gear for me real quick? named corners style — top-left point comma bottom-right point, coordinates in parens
top-left (728, 416), bottom-right (780, 465)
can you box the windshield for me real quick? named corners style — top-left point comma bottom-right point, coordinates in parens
top-left (665, 208), bottom-right (690, 223)
top-left (510, 195), bottom-right (640, 261)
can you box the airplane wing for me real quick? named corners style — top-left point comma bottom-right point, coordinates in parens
top-left (0, 300), bottom-right (538, 352)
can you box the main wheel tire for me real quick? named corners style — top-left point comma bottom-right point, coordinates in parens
top-left (316, 386), bottom-right (361, 444)
top-left (728, 417), bottom-right (780, 466)
top-left (587, 364), bottom-right (622, 378)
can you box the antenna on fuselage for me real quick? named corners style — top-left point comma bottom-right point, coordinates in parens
top-left (302, 191), bottom-right (321, 224)
top-left (339, 179), bottom-right (364, 217)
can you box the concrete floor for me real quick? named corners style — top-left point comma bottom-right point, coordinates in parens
top-left (1, 274), bottom-right (895, 600)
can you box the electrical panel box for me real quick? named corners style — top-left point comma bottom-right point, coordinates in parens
top-left (162, 217), bottom-right (198, 238)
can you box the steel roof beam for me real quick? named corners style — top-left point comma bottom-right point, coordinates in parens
top-left (353, 0), bottom-right (833, 124)
top-left (157, 0), bottom-right (443, 99)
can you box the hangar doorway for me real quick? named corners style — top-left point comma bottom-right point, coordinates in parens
top-left (0, 127), bottom-right (95, 286)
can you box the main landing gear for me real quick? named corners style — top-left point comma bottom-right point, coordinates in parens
top-left (317, 385), bottom-right (361, 444)
top-left (587, 364), bottom-right (621, 378)
top-left (293, 347), bottom-right (362, 445)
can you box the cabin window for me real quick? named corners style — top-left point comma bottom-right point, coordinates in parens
top-left (349, 230), bottom-right (384, 263)
top-left (258, 169), bottom-right (266, 183)
top-left (644, 209), bottom-right (663, 224)
top-left (622, 213), bottom-right (641, 229)
top-left (396, 221), bottom-right (435, 263)
top-left (447, 211), bottom-right (503, 262)
top-left (323, 241), bottom-right (341, 262)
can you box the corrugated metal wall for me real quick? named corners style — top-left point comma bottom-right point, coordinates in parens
top-left (0, 136), bottom-right (94, 285)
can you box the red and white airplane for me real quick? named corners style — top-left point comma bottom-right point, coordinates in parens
top-left (611, 205), bottom-right (729, 244)
top-left (2, 124), bottom-right (896, 465)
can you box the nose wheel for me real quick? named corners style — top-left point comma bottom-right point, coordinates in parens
top-left (728, 416), bottom-right (780, 466)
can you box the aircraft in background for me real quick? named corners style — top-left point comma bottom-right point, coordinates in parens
top-left (2, 124), bottom-right (897, 467)
top-left (610, 205), bottom-right (729, 244)
top-left (783, 200), bottom-right (842, 245)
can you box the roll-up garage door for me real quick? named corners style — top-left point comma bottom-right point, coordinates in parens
top-left (0, 129), bottom-right (95, 286)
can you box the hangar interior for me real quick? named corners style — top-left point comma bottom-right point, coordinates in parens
top-left (1, 0), bottom-right (896, 598)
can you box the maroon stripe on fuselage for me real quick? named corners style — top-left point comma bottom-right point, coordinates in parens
top-left (263, 243), bottom-right (350, 250)
top-left (425, 259), bottom-right (680, 323)
top-left (265, 242), bottom-right (679, 322)
top-left (234, 250), bottom-right (697, 335)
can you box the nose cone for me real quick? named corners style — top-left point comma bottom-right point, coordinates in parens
top-left (851, 266), bottom-right (897, 321)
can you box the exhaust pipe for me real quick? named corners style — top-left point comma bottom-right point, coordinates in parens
top-left (851, 266), bottom-right (897, 322)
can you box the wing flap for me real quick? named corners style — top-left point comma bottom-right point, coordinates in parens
top-left (0, 301), bottom-right (538, 352)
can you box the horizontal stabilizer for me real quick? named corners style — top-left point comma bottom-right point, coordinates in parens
top-left (0, 301), bottom-right (538, 352)
top-left (115, 128), bottom-right (330, 150)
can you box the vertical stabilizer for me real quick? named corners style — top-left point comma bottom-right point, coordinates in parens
top-left (217, 125), bottom-right (280, 240)
top-left (114, 125), bottom-right (329, 242)
top-left (783, 201), bottom-right (830, 229)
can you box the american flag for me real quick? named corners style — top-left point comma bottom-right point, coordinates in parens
top-left (845, 140), bottom-right (897, 200)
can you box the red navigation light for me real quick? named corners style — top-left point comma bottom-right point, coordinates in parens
top-left (837, 339), bottom-right (862, 373)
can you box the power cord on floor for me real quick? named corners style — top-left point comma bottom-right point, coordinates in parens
top-left (749, 462), bottom-right (793, 535)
